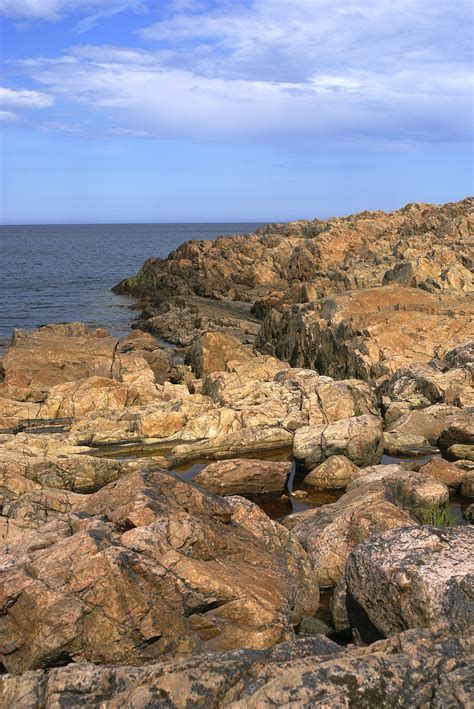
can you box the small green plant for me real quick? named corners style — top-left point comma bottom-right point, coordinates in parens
top-left (416, 502), bottom-right (457, 527)
top-left (354, 406), bottom-right (363, 417)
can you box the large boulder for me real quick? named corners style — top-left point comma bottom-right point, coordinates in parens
top-left (193, 459), bottom-right (291, 496)
top-left (1, 628), bottom-right (471, 707)
top-left (0, 468), bottom-right (318, 673)
top-left (382, 471), bottom-right (449, 517)
top-left (293, 414), bottom-right (383, 470)
top-left (384, 403), bottom-right (466, 440)
top-left (346, 526), bottom-right (474, 642)
top-left (437, 412), bottom-right (474, 454)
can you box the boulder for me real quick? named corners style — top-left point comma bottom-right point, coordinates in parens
top-left (293, 414), bottom-right (383, 470)
top-left (346, 526), bottom-right (474, 641)
top-left (418, 457), bottom-right (464, 489)
top-left (282, 482), bottom-right (414, 587)
top-left (297, 616), bottom-right (333, 637)
top-left (0, 468), bottom-right (318, 673)
top-left (347, 467), bottom-right (449, 521)
top-left (193, 459), bottom-right (291, 496)
top-left (1, 628), bottom-right (471, 707)
top-left (118, 330), bottom-right (172, 384)
top-left (383, 471), bottom-right (449, 517)
top-left (382, 431), bottom-right (437, 457)
top-left (446, 444), bottom-right (474, 462)
top-left (461, 470), bottom-right (474, 497)
top-left (437, 413), bottom-right (474, 452)
top-left (347, 463), bottom-right (407, 490)
top-left (303, 455), bottom-right (359, 490)
top-left (385, 404), bottom-right (466, 442)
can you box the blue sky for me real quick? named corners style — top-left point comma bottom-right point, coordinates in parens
top-left (0, 0), bottom-right (473, 224)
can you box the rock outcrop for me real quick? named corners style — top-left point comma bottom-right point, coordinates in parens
top-left (1, 198), bottom-right (473, 706)
top-left (255, 286), bottom-right (474, 386)
top-left (114, 198), bottom-right (474, 308)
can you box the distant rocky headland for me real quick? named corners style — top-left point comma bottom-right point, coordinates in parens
top-left (0, 199), bottom-right (473, 706)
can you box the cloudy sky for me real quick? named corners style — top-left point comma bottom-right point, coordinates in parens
top-left (0, 0), bottom-right (472, 223)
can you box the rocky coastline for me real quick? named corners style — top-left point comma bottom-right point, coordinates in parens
top-left (0, 198), bottom-right (473, 706)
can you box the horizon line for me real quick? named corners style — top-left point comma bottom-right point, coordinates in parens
top-left (0, 219), bottom-right (289, 227)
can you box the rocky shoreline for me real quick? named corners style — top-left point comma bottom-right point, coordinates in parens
top-left (0, 198), bottom-right (473, 706)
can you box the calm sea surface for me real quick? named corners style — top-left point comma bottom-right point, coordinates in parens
top-left (0, 223), bottom-right (265, 346)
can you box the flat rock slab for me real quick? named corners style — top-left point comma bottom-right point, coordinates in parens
top-left (346, 525), bottom-right (474, 641)
top-left (1, 323), bottom-right (119, 396)
top-left (193, 458), bottom-right (292, 496)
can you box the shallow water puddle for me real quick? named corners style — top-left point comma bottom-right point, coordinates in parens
top-left (96, 444), bottom-right (471, 524)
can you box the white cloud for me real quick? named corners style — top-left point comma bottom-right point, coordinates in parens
top-left (140, 0), bottom-right (472, 84)
top-left (0, 87), bottom-right (54, 109)
top-left (18, 47), bottom-right (472, 145)
top-left (4, 1), bottom-right (472, 146)
top-left (0, 0), bottom-right (146, 23)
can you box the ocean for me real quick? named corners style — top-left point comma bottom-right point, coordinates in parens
top-left (0, 222), bottom-right (265, 346)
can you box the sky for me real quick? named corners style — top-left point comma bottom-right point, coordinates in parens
top-left (0, 0), bottom-right (473, 224)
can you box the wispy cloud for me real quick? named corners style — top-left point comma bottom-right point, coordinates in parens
top-left (0, 0), bottom-right (146, 23)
